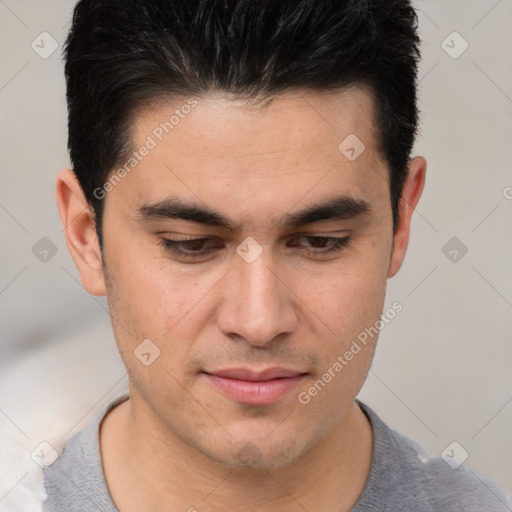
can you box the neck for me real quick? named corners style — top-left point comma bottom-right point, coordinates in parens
top-left (100, 393), bottom-right (373, 512)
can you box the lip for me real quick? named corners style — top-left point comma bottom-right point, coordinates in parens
top-left (203, 367), bottom-right (307, 405)
top-left (208, 367), bottom-right (303, 381)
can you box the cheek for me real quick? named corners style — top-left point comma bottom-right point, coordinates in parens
top-left (296, 274), bottom-right (384, 380)
top-left (103, 258), bottom-right (200, 408)
top-left (294, 246), bottom-right (388, 337)
top-left (107, 246), bottom-right (203, 336)
top-left (290, 240), bottom-right (389, 404)
top-left (104, 244), bottom-right (230, 385)
top-left (293, 267), bottom-right (385, 421)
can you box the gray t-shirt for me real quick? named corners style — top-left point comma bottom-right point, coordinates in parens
top-left (42, 392), bottom-right (512, 511)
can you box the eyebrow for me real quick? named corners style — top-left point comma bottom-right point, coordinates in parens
top-left (137, 195), bottom-right (371, 232)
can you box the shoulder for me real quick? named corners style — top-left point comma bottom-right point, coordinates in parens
top-left (353, 401), bottom-right (512, 512)
top-left (42, 392), bottom-right (129, 512)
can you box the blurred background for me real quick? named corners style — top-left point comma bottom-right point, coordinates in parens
top-left (1, 0), bottom-right (511, 507)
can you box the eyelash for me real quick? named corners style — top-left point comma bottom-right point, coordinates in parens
top-left (159, 235), bottom-right (352, 260)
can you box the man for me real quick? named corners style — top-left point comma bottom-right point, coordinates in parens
top-left (44, 0), bottom-right (512, 510)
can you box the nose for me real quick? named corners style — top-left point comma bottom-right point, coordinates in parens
top-left (216, 244), bottom-right (298, 347)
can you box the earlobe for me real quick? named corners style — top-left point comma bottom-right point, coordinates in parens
top-left (56, 169), bottom-right (106, 296)
top-left (387, 156), bottom-right (427, 278)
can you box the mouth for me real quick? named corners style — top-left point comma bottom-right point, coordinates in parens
top-left (202, 367), bottom-right (308, 406)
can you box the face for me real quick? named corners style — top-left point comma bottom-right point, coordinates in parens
top-left (60, 87), bottom-right (424, 471)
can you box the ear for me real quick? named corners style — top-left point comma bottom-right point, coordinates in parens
top-left (387, 156), bottom-right (427, 278)
top-left (56, 169), bottom-right (106, 296)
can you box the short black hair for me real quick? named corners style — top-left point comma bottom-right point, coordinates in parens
top-left (63, 0), bottom-right (422, 250)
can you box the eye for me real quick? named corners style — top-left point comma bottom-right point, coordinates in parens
top-left (159, 235), bottom-right (352, 261)
top-left (287, 235), bottom-right (352, 255)
top-left (159, 237), bottom-right (220, 259)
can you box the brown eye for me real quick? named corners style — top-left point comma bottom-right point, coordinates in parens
top-left (287, 236), bottom-right (351, 254)
top-left (180, 239), bottom-right (208, 250)
top-left (159, 237), bottom-right (220, 259)
top-left (307, 237), bottom-right (331, 248)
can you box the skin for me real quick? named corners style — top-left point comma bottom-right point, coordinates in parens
top-left (56, 86), bottom-right (426, 512)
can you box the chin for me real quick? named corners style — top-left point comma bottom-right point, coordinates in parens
top-left (202, 435), bottom-right (306, 472)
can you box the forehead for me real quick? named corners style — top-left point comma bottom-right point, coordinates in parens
top-left (110, 87), bottom-right (390, 231)
top-left (132, 86), bottom-right (379, 161)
